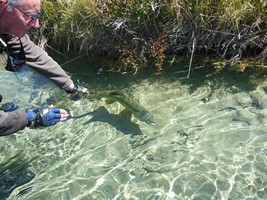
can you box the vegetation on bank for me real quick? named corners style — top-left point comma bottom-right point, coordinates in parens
top-left (33, 0), bottom-right (267, 73)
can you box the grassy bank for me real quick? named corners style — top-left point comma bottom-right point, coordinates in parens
top-left (33, 0), bottom-right (267, 73)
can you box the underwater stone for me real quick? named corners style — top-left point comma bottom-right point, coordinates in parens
top-left (234, 92), bottom-right (252, 108)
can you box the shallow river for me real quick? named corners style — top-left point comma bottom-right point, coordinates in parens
top-left (0, 58), bottom-right (267, 200)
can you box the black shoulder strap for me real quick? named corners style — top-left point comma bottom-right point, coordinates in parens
top-left (0, 36), bottom-right (7, 52)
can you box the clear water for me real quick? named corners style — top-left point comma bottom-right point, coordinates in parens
top-left (0, 58), bottom-right (266, 200)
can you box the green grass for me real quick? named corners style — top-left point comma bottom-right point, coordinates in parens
top-left (31, 0), bottom-right (267, 73)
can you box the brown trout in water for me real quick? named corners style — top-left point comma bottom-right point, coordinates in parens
top-left (90, 90), bottom-right (156, 126)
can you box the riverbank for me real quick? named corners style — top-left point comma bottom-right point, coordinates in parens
top-left (32, 0), bottom-right (267, 73)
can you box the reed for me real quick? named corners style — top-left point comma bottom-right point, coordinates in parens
top-left (33, 0), bottom-right (267, 72)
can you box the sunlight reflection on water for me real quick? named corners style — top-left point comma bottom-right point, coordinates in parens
top-left (0, 61), bottom-right (267, 200)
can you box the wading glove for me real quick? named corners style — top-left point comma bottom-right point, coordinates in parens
top-left (27, 107), bottom-right (62, 127)
top-left (69, 84), bottom-right (89, 95)
top-left (64, 83), bottom-right (89, 100)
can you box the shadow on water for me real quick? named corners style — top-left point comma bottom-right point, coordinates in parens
top-left (0, 153), bottom-right (35, 200)
top-left (157, 61), bottom-right (267, 93)
top-left (57, 55), bottom-right (266, 96)
top-left (71, 106), bottom-right (143, 135)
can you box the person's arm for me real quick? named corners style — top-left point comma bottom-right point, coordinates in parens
top-left (0, 107), bottom-right (69, 136)
top-left (5, 34), bottom-right (88, 95)
top-left (0, 110), bottom-right (28, 136)
top-left (6, 34), bottom-right (73, 89)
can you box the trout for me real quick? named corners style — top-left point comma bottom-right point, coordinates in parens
top-left (91, 90), bottom-right (156, 126)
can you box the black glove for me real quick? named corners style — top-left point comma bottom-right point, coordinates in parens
top-left (27, 107), bottom-right (65, 127)
top-left (65, 84), bottom-right (89, 95)
top-left (64, 84), bottom-right (89, 100)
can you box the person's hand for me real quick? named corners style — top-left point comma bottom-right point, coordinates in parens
top-left (65, 83), bottom-right (89, 96)
top-left (27, 106), bottom-right (69, 127)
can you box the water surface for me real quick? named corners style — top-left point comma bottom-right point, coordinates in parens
top-left (0, 58), bottom-right (266, 200)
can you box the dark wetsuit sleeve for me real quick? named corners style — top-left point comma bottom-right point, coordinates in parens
top-left (5, 34), bottom-right (73, 89)
top-left (0, 110), bottom-right (28, 136)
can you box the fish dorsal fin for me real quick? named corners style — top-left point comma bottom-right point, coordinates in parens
top-left (105, 90), bottom-right (125, 104)
top-left (105, 99), bottom-right (116, 104)
top-left (119, 108), bottom-right (132, 116)
top-left (108, 90), bottom-right (124, 96)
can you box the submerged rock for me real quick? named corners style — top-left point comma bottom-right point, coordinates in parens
top-left (234, 92), bottom-right (252, 108)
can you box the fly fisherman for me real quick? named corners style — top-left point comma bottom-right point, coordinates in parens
top-left (0, 0), bottom-right (89, 135)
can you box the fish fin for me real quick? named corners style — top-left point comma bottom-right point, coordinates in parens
top-left (119, 109), bottom-right (132, 116)
top-left (105, 99), bottom-right (116, 104)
